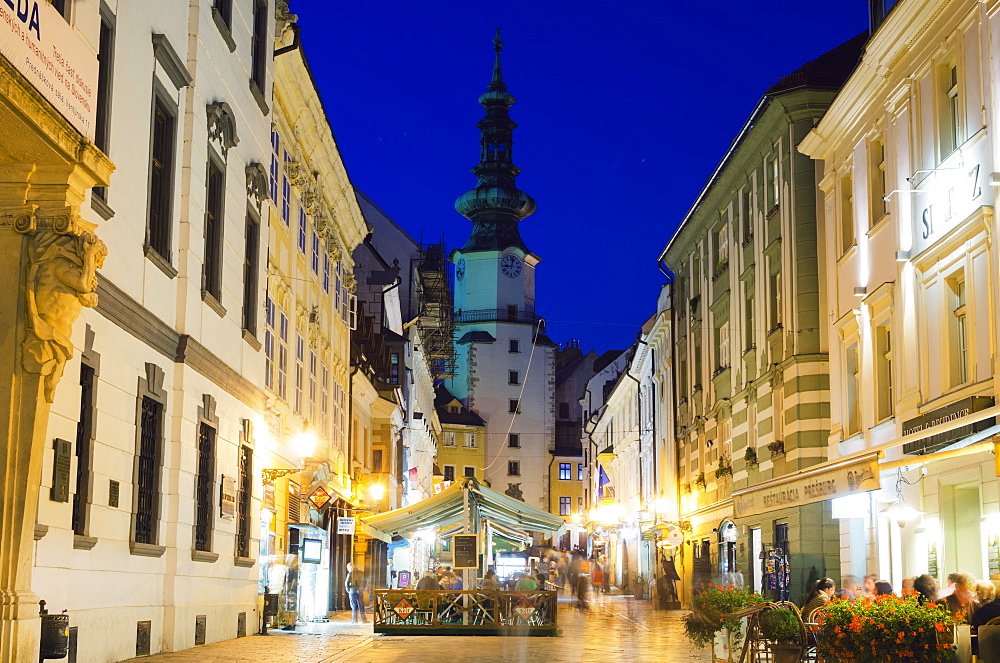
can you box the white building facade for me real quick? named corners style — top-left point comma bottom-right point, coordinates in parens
top-left (800, 0), bottom-right (1000, 591)
top-left (32, 0), bottom-right (276, 658)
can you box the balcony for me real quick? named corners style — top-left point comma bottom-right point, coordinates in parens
top-left (455, 308), bottom-right (545, 330)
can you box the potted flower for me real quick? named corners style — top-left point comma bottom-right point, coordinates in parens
top-left (815, 594), bottom-right (959, 663)
top-left (758, 607), bottom-right (802, 663)
top-left (682, 584), bottom-right (765, 659)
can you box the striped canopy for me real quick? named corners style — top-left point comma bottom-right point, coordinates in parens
top-left (362, 480), bottom-right (564, 538)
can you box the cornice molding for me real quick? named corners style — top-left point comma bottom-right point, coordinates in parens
top-left (151, 33), bottom-right (193, 89)
top-left (94, 275), bottom-right (266, 411)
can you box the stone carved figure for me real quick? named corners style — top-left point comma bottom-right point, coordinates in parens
top-left (23, 230), bottom-right (107, 402)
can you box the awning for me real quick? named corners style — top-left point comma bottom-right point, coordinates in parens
top-left (488, 519), bottom-right (532, 544)
top-left (361, 480), bottom-right (564, 539)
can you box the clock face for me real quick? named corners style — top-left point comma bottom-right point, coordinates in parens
top-left (455, 258), bottom-right (466, 281)
top-left (500, 254), bottom-right (522, 278)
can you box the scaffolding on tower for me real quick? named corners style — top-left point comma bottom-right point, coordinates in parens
top-left (414, 242), bottom-right (456, 380)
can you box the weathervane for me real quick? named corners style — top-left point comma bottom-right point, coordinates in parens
top-left (494, 27), bottom-right (503, 53)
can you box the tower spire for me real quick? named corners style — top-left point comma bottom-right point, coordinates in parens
top-left (454, 29), bottom-right (536, 254)
top-left (491, 28), bottom-right (505, 90)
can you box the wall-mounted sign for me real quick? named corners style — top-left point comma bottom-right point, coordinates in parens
top-left (337, 516), bottom-right (356, 536)
top-left (732, 453), bottom-right (880, 518)
top-left (219, 475), bottom-right (236, 519)
top-left (308, 486), bottom-right (331, 510)
top-left (453, 534), bottom-right (478, 569)
top-left (911, 134), bottom-right (993, 257)
top-left (902, 396), bottom-right (995, 456)
top-left (263, 483), bottom-right (275, 510)
top-left (0, 0), bottom-right (98, 139)
top-left (50, 438), bottom-right (71, 502)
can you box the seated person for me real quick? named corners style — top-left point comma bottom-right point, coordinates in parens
top-left (514, 573), bottom-right (538, 591)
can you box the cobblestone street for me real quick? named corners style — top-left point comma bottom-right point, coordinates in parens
top-left (130, 595), bottom-right (710, 663)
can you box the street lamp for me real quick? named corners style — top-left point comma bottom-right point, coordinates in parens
top-left (261, 428), bottom-right (318, 485)
top-left (880, 501), bottom-right (923, 527)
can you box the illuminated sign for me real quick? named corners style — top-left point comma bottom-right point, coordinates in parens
top-left (911, 132), bottom-right (993, 257)
top-left (732, 453), bottom-right (880, 518)
top-left (301, 538), bottom-right (322, 564)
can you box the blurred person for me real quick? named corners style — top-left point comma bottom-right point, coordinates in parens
top-left (481, 568), bottom-right (500, 591)
top-left (593, 558), bottom-right (604, 593)
top-left (946, 573), bottom-right (978, 620)
top-left (862, 574), bottom-right (878, 596)
top-left (913, 574), bottom-right (939, 604)
top-left (940, 572), bottom-right (961, 599)
top-left (576, 552), bottom-right (591, 609)
top-left (874, 580), bottom-right (894, 596)
top-left (971, 581), bottom-right (1000, 658)
top-left (451, 571), bottom-right (464, 590)
top-left (972, 580), bottom-right (998, 621)
top-left (602, 556), bottom-right (611, 594)
top-left (416, 571), bottom-right (441, 590)
top-left (345, 562), bottom-right (368, 623)
top-left (901, 577), bottom-right (915, 596)
top-left (837, 575), bottom-right (860, 599)
top-left (515, 572), bottom-right (537, 591)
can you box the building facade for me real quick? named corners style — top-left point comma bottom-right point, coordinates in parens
top-left (22, 0), bottom-right (282, 658)
top-left (659, 36), bottom-right (863, 604)
top-left (799, 0), bottom-right (1000, 592)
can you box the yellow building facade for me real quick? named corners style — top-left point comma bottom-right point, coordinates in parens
top-left (262, 12), bottom-right (368, 618)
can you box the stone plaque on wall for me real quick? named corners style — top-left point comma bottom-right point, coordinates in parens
top-left (50, 439), bottom-right (72, 502)
top-left (220, 475), bottom-right (236, 519)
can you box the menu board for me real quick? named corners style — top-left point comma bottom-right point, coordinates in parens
top-left (453, 534), bottom-right (478, 569)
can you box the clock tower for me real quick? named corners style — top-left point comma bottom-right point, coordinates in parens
top-left (449, 31), bottom-right (555, 515)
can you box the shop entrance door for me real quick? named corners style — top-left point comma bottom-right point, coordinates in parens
top-left (943, 481), bottom-right (983, 579)
top-left (749, 527), bottom-right (762, 594)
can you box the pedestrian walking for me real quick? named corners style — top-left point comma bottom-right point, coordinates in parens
top-left (345, 562), bottom-right (368, 623)
top-left (575, 552), bottom-right (591, 609)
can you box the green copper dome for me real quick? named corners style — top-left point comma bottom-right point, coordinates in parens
top-left (454, 29), bottom-right (536, 254)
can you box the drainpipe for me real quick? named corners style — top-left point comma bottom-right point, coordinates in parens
top-left (347, 364), bottom-right (360, 489)
top-left (658, 257), bottom-right (680, 594)
top-left (657, 261), bottom-right (677, 516)
top-left (623, 367), bottom-right (642, 502)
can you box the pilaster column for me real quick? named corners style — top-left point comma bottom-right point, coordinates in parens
top-left (0, 164), bottom-right (107, 663)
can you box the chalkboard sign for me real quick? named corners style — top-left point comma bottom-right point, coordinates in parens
top-left (453, 534), bottom-right (478, 569)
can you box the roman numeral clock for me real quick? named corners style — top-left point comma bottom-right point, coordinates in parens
top-left (500, 254), bottom-right (522, 278)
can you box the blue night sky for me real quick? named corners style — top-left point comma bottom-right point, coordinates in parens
top-left (294, 1), bottom-right (869, 354)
